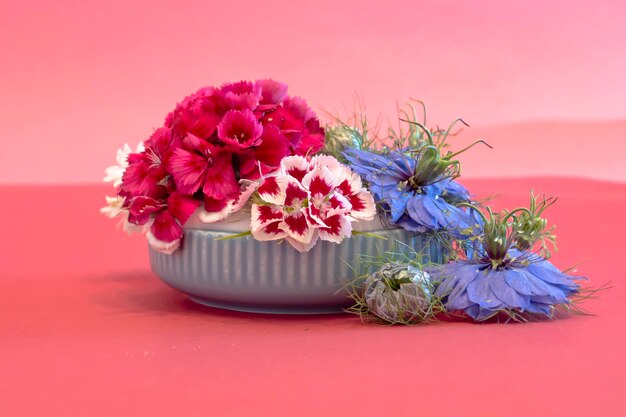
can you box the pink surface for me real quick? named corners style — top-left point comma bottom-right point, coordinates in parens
top-left (2, 1), bottom-right (626, 183)
top-left (1, 179), bottom-right (625, 416)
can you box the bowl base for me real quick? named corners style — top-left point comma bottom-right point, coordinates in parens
top-left (188, 296), bottom-right (347, 315)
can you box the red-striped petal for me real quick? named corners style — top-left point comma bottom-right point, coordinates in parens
top-left (257, 176), bottom-right (285, 205)
top-left (347, 190), bottom-right (376, 220)
top-left (325, 193), bottom-right (352, 216)
top-left (251, 204), bottom-right (284, 229)
top-left (280, 155), bottom-right (309, 182)
top-left (251, 220), bottom-right (288, 241)
top-left (336, 171), bottom-right (362, 197)
top-left (285, 233), bottom-right (319, 253)
top-left (284, 181), bottom-right (308, 208)
top-left (282, 210), bottom-right (314, 243)
top-left (318, 213), bottom-right (352, 243)
top-left (302, 166), bottom-right (336, 197)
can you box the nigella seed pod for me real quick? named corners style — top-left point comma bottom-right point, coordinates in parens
top-left (332, 126), bottom-right (362, 149)
top-left (364, 263), bottom-right (433, 324)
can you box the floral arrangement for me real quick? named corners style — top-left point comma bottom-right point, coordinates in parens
top-left (103, 82), bottom-right (598, 324)
top-left (326, 101), bottom-right (596, 324)
top-left (101, 79), bottom-right (355, 253)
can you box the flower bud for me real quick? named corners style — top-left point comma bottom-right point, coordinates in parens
top-left (364, 263), bottom-right (432, 324)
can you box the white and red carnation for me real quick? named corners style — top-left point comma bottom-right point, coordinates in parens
top-left (251, 155), bottom-right (376, 252)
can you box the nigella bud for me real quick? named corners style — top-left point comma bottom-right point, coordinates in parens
top-left (326, 126), bottom-right (361, 151)
top-left (364, 263), bottom-right (433, 324)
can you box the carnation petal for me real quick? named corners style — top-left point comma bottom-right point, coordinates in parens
top-left (347, 190), bottom-right (376, 220)
top-left (103, 165), bottom-right (125, 187)
top-left (256, 79), bottom-right (288, 106)
top-left (318, 214), bottom-right (352, 243)
top-left (283, 96), bottom-right (315, 121)
top-left (199, 196), bottom-right (233, 223)
top-left (151, 210), bottom-right (183, 243)
top-left (310, 154), bottom-right (344, 175)
top-left (202, 154), bottom-right (239, 200)
top-left (293, 119), bottom-right (325, 156)
top-left (285, 233), bottom-right (319, 253)
top-left (302, 166), bottom-right (337, 197)
top-left (257, 176), bottom-right (286, 205)
top-left (251, 220), bottom-right (288, 241)
top-left (217, 109), bottom-right (264, 151)
top-left (252, 125), bottom-right (290, 172)
top-left (284, 181), bottom-right (308, 208)
top-left (167, 87), bottom-right (223, 139)
top-left (121, 153), bottom-right (165, 198)
top-left (251, 204), bottom-right (284, 230)
top-left (115, 143), bottom-right (132, 167)
top-left (231, 180), bottom-right (259, 212)
top-left (100, 195), bottom-right (125, 218)
top-left (280, 155), bottom-right (310, 182)
top-left (168, 147), bottom-right (208, 195)
top-left (220, 81), bottom-right (261, 110)
top-left (167, 192), bottom-right (201, 225)
top-left (324, 193), bottom-right (353, 218)
top-left (282, 211), bottom-right (314, 243)
top-left (335, 171), bottom-right (363, 196)
top-left (127, 196), bottom-right (163, 225)
top-left (146, 230), bottom-right (181, 255)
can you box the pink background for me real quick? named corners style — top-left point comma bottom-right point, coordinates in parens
top-left (1, 0), bottom-right (625, 183)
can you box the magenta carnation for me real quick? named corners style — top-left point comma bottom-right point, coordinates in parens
top-left (220, 81), bottom-right (261, 110)
top-left (105, 79), bottom-right (326, 253)
top-left (217, 109), bottom-right (264, 151)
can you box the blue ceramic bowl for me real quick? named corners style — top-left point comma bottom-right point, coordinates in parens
top-left (149, 222), bottom-right (446, 314)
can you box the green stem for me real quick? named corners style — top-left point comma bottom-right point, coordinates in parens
top-left (439, 118), bottom-right (470, 148)
top-left (409, 98), bottom-right (427, 125)
top-left (213, 230), bottom-right (253, 241)
top-left (445, 139), bottom-right (492, 159)
top-left (399, 119), bottom-right (434, 146)
top-left (502, 207), bottom-right (532, 223)
top-left (353, 231), bottom-right (388, 240)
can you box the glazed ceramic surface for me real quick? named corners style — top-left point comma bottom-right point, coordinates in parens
top-left (149, 217), bottom-right (446, 314)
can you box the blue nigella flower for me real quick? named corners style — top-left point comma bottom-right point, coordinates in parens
top-left (426, 250), bottom-right (582, 320)
top-left (343, 148), bottom-right (479, 237)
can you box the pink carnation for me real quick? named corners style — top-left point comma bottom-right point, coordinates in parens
top-left (126, 192), bottom-right (201, 254)
top-left (120, 127), bottom-right (179, 199)
top-left (251, 155), bottom-right (376, 252)
top-left (220, 81), bottom-right (261, 110)
top-left (217, 109), bottom-right (264, 151)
